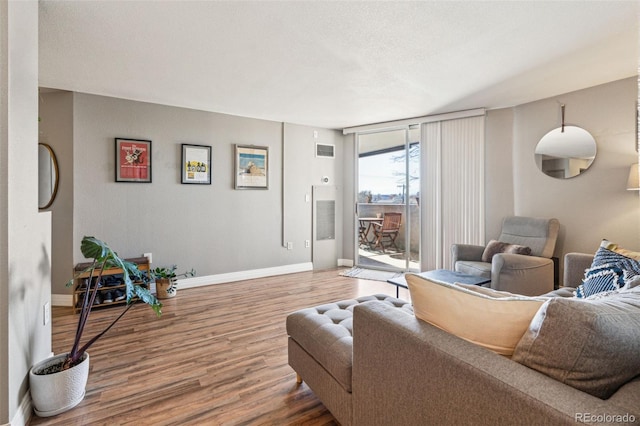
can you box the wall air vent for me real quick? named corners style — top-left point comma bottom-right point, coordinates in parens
top-left (316, 143), bottom-right (335, 158)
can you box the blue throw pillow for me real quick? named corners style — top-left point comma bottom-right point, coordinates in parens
top-left (575, 245), bottom-right (640, 298)
top-left (575, 264), bottom-right (624, 298)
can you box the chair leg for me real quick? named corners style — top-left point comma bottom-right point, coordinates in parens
top-left (378, 232), bottom-right (394, 253)
top-left (358, 227), bottom-right (366, 245)
top-left (388, 232), bottom-right (399, 252)
top-left (372, 233), bottom-right (383, 251)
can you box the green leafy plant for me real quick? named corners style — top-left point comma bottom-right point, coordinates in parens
top-left (151, 265), bottom-right (195, 280)
top-left (57, 236), bottom-right (162, 372)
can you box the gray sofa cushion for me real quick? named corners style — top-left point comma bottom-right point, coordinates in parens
top-left (455, 260), bottom-right (492, 278)
top-left (512, 288), bottom-right (640, 399)
top-left (540, 286), bottom-right (576, 298)
top-left (286, 294), bottom-right (411, 392)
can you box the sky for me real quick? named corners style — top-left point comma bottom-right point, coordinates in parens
top-left (358, 150), bottom-right (419, 197)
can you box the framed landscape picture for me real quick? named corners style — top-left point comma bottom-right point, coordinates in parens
top-left (181, 144), bottom-right (212, 184)
top-left (234, 144), bottom-right (268, 189)
top-left (115, 138), bottom-right (152, 183)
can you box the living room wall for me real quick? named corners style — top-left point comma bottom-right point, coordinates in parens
top-left (512, 77), bottom-right (639, 270)
top-left (1, 2), bottom-right (52, 423)
top-left (44, 77), bottom-right (638, 296)
top-left (484, 108), bottom-right (516, 239)
top-left (44, 93), bottom-right (343, 299)
top-left (38, 91), bottom-right (73, 305)
top-left (468, 78), bottom-right (638, 283)
top-left (340, 78), bottom-right (637, 281)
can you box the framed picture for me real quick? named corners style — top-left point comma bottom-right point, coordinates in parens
top-left (115, 138), bottom-right (152, 183)
top-left (181, 144), bottom-right (212, 184)
top-left (234, 144), bottom-right (268, 189)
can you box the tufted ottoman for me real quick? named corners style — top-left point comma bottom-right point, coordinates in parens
top-left (286, 294), bottom-right (412, 425)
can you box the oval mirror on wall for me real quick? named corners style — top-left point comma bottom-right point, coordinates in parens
top-left (534, 125), bottom-right (597, 179)
top-left (38, 143), bottom-right (59, 209)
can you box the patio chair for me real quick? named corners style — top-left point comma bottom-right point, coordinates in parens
top-left (358, 220), bottom-right (368, 246)
top-left (371, 212), bottom-right (402, 252)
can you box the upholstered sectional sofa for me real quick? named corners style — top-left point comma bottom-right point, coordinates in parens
top-left (287, 250), bottom-right (640, 425)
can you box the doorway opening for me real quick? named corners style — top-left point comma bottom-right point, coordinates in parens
top-left (356, 127), bottom-right (420, 272)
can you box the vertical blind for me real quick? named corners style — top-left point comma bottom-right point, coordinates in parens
top-left (421, 115), bottom-right (485, 270)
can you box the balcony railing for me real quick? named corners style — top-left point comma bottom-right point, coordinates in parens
top-left (357, 203), bottom-right (420, 264)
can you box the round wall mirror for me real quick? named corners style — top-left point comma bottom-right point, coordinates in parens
top-left (38, 143), bottom-right (59, 209)
top-left (534, 125), bottom-right (597, 179)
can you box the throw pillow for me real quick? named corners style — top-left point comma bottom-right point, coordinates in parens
top-left (601, 239), bottom-right (640, 260)
top-left (575, 263), bottom-right (625, 298)
top-left (512, 288), bottom-right (640, 399)
top-left (585, 275), bottom-right (640, 300)
top-left (575, 240), bottom-right (640, 298)
top-left (406, 274), bottom-right (545, 357)
top-left (481, 240), bottom-right (532, 263)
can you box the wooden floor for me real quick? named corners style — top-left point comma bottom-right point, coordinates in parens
top-left (29, 268), bottom-right (411, 426)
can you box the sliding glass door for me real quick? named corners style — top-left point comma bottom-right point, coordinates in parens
top-left (356, 127), bottom-right (420, 271)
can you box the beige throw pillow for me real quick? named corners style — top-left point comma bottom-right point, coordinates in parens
top-left (406, 274), bottom-right (546, 357)
top-left (601, 239), bottom-right (640, 260)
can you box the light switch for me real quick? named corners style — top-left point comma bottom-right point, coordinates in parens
top-left (43, 302), bottom-right (50, 325)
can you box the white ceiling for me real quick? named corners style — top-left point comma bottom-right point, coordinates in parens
top-left (39, 1), bottom-right (639, 130)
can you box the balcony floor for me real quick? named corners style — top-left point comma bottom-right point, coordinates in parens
top-left (358, 246), bottom-right (420, 271)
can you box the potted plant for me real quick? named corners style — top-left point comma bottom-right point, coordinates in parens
top-left (29, 236), bottom-right (162, 417)
top-left (151, 265), bottom-right (195, 299)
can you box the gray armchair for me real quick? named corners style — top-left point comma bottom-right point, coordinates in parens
top-left (451, 216), bottom-right (560, 296)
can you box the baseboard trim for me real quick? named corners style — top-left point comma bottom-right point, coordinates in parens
top-left (52, 262), bottom-right (316, 305)
top-left (51, 294), bottom-right (73, 307)
top-left (338, 259), bottom-right (353, 267)
top-left (176, 262), bottom-right (314, 289)
top-left (11, 390), bottom-right (32, 426)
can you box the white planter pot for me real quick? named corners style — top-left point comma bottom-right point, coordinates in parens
top-left (29, 352), bottom-right (90, 417)
top-left (156, 278), bottom-right (177, 299)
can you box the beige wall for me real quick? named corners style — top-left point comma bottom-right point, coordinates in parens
top-left (484, 108), bottom-right (515, 239)
top-left (40, 93), bottom-right (345, 296)
top-left (512, 77), bottom-right (639, 281)
top-left (283, 122), bottom-right (344, 268)
top-left (39, 91), bottom-right (73, 304)
top-left (1, 1), bottom-right (52, 423)
top-left (341, 134), bottom-right (356, 262)
top-left (340, 78), bottom-right (638, 280)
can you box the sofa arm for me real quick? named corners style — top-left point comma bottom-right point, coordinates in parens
top-left (564, 252), bottom-right (593, 288)
top-left (352, 302), bottom-right (636, 426)
top-left (491, 253), bottom-right (554, 296)
top-left (450, 243), bottom-right (484, 266)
